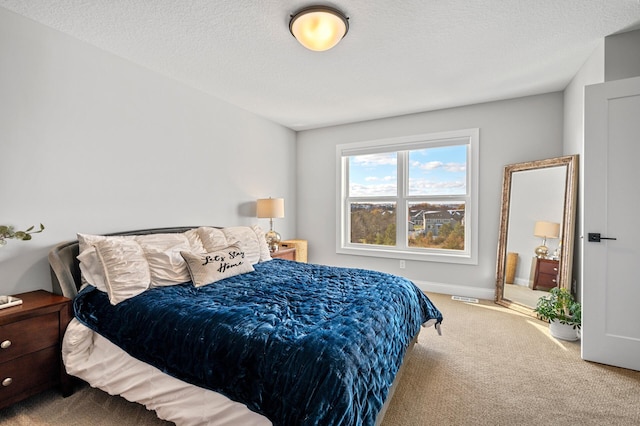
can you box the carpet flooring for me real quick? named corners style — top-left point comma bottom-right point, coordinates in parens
top-left (1, 292), bottom-right (639, 425)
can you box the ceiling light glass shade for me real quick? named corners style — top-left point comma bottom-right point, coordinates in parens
top-left (289, 6), bottom-right (349, 51)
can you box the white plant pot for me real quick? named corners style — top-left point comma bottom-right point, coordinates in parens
top-left (549, 319), bottom-right (579, 341)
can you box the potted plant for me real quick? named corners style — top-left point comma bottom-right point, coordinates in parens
top-left (534, 287), bottom-right (581, 341)
top-left (0, 224), bottom-right (45, 246)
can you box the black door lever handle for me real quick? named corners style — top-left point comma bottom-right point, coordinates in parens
top-left (588, 233), bottom-right (617, 242)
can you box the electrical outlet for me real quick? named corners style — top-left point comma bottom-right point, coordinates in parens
top-left (399, 260), bottom-right (405, 269)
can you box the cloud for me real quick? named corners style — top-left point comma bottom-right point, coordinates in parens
top-left (443, 163), bottom-right (466, 172)
top-left (365, 175), bottom-right (396, 182)
top-left (408, 178), bottom-right (466, 195)
top-left (352, 153), bottom-right (397, 167)
top-left (417, 161), bottom-right (443, 170)
top-left (411, 161), bottom-right (466, 172)
top-left (351, 177), bottom-right (464, 197)
top-left (350, 183), bottom-right (397, 197)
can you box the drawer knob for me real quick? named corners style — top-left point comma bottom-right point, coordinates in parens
top-left (0, 340), bottom-right (10, 349)
top-left (2, 378), bottom-right (12, 387)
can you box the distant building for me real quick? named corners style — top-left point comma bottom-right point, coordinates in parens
top-left (409, 209), bottom-right (464, 237)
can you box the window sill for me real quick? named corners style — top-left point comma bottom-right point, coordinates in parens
top-left (336, 245), bottom-right (478, 265)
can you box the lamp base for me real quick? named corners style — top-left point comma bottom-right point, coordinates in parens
top-left (535, 245), bottom-right (549, 258)
top-left (266, 230), bottom-right (281, 252)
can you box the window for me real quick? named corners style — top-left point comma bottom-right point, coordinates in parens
top-left (336, 129), bottom-right (478, 264)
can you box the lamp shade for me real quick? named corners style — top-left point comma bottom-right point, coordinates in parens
top-left (289, 6), bottom-right (349, 51)
top-left (533, 221), bottom-right (560, 239)
top-left (256, 198), bottom-right (285, 219)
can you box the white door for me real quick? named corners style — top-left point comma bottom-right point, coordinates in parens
top-left (582, 75), bottom-right (640, 371)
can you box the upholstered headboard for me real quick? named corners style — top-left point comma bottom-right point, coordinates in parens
top-left (48, 227), bottom-right (205, 299)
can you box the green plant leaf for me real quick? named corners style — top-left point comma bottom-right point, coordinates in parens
top-left (0, 223), bottom-right (45, 243)
top-left (533, 287), bottom-right (581, 327)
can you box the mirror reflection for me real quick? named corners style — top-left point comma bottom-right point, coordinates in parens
top-left (496, 155), bottom-right (578, 315)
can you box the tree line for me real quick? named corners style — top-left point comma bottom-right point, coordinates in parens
top-left (350, 203), bottom-right (464, 250)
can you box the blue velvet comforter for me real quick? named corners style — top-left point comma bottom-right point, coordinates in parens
top-left (73, 259), bottom-right (442, 425)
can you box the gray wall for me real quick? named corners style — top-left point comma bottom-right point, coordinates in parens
top-left (296, 93), bottom-right (564, 299)
top-left (0, 9), bottom-right (296, 295)
top-left (563, 41), bottom-right (605, 298)
top-left (605, 29), bottom-right (640, 82)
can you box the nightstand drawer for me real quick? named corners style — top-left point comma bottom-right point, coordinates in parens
top-left (532, 258), bottom-right (560, 291)
top-left (0, 313), bottom-right (59, 364)
top-left (0, 346), bottom-right (59, 403)
top-left (536, 273), bottom-right (558, 288)
top-left (538, 261), bottom-right (559, 275)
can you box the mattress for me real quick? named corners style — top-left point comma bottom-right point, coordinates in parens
top-left (62, 318), bottom-right (271, 425)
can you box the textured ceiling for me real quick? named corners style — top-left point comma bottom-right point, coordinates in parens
top-left (2, 1), bottom-right (640, 130)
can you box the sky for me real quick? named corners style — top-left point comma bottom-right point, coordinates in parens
top-left (348, 145), bottom-right (467, 197)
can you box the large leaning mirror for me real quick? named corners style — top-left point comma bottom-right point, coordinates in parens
top-left (496, 155), bottom-right (578, 316)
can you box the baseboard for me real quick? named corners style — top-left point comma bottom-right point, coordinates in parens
top-left (411, 279), bottom-right (495, 301)
top-left (513, 277), bottom-right (530, 287)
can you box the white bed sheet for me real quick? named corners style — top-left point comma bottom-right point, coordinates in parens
top-left (62, 318), bottom-right (271, 426)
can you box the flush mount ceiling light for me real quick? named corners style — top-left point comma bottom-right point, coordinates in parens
top-left (289, 6), bottom-right (349, 51)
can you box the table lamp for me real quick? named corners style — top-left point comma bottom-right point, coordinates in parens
top-left (257, 197), bottom-right (285, 252)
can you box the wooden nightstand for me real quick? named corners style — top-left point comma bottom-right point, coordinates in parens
top-left (532, 258), bottom-right (559, 291)
top-left (279, 240), bottom-right (308, 263)
top-left (271, 247), bottom-right (296, 261)
top-left (0, 290), bottom-right (73, 409)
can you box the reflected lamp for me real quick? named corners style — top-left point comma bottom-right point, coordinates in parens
top-left (533, 221), bottom-right (560, 258)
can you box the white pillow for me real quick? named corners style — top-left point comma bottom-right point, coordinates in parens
top-left (184, 228), bottom-right (206, 253)
top-left (77, 249), bottom-right (108, 292)
top-left (77, 233), bottom-right (135, 292)
top-left (93, 238), bottom-right (151, 305)
top-left (222, 227), bottom-right (261, 265)
top-left (77, 228), bottom-right (259, 295)
top-left (181, 246), bottom-right (254, 287)
top-left (197, 227), bottom-right (229, 252)
top-left (251, 225), bottom-right (272, 262)
top-left (135, 233), bottom-right (193, 287)
top-left (78, 232), bottom-right (195, 291)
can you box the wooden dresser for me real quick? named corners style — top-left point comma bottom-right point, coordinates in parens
top-left (532, 258), bottom-right (560, 291)
top-left (0, 290), bottom-right (72, 409)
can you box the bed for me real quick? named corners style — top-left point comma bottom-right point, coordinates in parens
top-left (48, 226), bottom-right (442, 426)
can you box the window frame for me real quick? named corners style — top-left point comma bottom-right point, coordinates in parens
top-left (336, 128), bottom-right (479, 265)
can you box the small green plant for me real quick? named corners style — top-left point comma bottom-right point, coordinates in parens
top-left (0, 224), bottom-right (45, 246)
top-left (534, 287), bottom-right (581, 329)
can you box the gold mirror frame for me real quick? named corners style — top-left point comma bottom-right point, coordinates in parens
top-left (495, 155), bottom-right (578, 316)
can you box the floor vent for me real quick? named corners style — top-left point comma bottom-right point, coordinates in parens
top-left (451, 295), bottom-right (479, 303)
